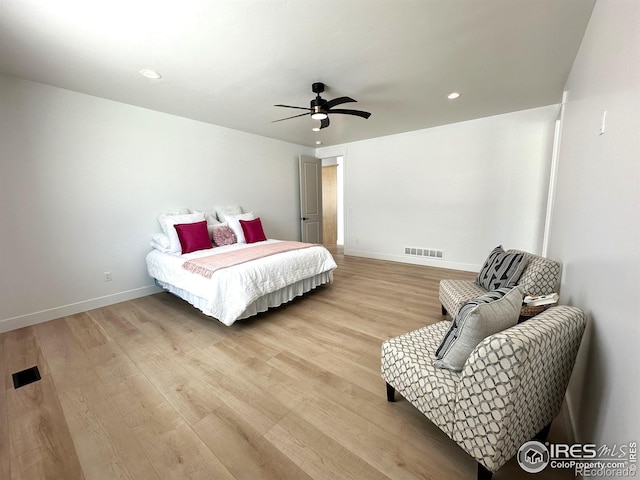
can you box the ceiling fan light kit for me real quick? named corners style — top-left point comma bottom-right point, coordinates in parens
top-left (273, 82), bottom-right (371, 130)
top-left (311, 111), bottom-right (328, 120)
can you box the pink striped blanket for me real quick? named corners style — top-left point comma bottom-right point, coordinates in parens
top-left (182, 241), bottom-right (318, 279)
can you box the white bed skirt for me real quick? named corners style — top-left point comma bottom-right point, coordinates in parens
top-left (154, 270), bottom-right (333, 324)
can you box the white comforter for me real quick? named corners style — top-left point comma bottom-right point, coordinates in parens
top-left (146, 239), bottom-right (337, 325)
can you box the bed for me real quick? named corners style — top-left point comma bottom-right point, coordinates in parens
top-left (146, 207), bottom-right (337, 326)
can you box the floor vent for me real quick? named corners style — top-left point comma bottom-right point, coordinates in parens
top-left (12, 366), bottom-right (41, 389)
top-left (404, 246), bottom-right (444, 259)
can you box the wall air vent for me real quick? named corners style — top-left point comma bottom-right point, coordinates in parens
top-left (404, 246), bottom-right (444, 259)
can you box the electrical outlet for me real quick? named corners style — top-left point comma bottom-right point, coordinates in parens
top-left (104, 271), bottom-right (112, 282)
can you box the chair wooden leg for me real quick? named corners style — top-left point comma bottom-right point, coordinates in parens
top-left (534, 422), bottom-right (552, 442)
top-left (477, 463), bottom-right (493, 480)
top-left (386, 382), bottom-right (395, 402)
top-left (441, 304), bottom-right (447, 316)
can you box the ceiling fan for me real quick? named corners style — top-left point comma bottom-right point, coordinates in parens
top-left (273, 82), bottom-right (371, 129)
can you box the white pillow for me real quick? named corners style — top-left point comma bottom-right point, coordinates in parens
top-left (192, 209), bottom-right (221, 227)
top-left (150, 233), bottom-right (171, 252)
top-left (157, 212), bottom-right (205, 253)
top-left (156, 209), bottom-right (192, 234)
top-left (225, 212), bottom-right (255, 243)
top-left (214, 205), bottom-right (243, 222)
top-left (156, 208), bottom-right (190, 227)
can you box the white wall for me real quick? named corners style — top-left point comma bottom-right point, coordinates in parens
top-left (318, 106), bottom-right (559, 271)
top-left (547, 0), bottom-right (640, 450)
top-left (0, 74), bottom-right (312, 332)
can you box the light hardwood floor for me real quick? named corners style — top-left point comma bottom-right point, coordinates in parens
top-left (1, 251), bottom-right (575, 480)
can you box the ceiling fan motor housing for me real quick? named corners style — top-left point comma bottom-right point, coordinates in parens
top-left (311, 82), bottom-right (325, 94)
top-left (310, 97), bottom-right (327, 112)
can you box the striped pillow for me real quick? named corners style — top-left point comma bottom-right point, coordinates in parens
top-left (476, 246), bottom-right (528, 290)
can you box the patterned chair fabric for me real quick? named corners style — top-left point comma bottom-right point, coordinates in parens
top-left (439, 250), bottom-right (561, 318)
top-left (510, 250), bottom-right (562, 296)
top-left (381, 305), bottom-right (586, 474)
top-left (439, 280), bottom-right (487, 320)
top-left (381, 322), bottom-right (461, 434)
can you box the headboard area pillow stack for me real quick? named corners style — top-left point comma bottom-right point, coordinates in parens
top-left (152, 205), bottom-right (267, 254)
top-left (157, 210), bottom-right (206, 253)
top-left (213, 205), bottom-right (243, 220)
top-left (224, 212), bottom-right (256, 243)
top-left (191, 209), bottom-right (221, 239)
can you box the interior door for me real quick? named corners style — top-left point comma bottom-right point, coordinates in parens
top-left (299, 155), bottom-right (323, 243)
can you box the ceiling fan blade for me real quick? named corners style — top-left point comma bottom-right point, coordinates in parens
top-left (320, 117), bottom-right (330, 129)
top-left (274, 104), bottom-right (312, 111)
top-left (328, 109), bottom-right (372, 119)
top-left (272, 112), bottom-right (310, 123)
top-left (324, 96), bottom-right (356, 110)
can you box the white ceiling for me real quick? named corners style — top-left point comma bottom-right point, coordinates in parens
top-left (0, 0), bottom-right (595, 147)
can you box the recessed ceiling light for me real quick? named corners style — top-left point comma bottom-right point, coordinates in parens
top-left (447, 92), bottom-right (461, 100)
top-left (139, 69), bottom-right (162, 80)
top-left (315, 141), bottom-right (322, 145)
top-left (312, 127), bottom-right (321, 132)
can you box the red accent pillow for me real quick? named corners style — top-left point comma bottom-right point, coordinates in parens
top-left (240, 217), bottom-right (267, 243)
top-left (174, 220), bottom-right (212, 254)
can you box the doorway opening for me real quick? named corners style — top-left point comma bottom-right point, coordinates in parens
top-left (321, 156), bottom-right (344, 247)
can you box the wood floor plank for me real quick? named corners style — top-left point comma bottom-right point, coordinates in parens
top-left (64, 312), bottom-right (109, 351)
top-left (59, 382), bottom-right (160, 480)
top-left (34, 319), bottom-right (100, 393)
top-left (134, 420), bottom-right (235, 480)
top-left (269, 348), bottom-right (473, 476)
top-left (7, 375), bottom-right (85, 480)
top-left (265, 410), bottom-right (391, 480)
top-left (94, 364), bottom-right (235, 480)
top-left (304, 349), bottom-right (385, 396)
top-left (122, 344), bottom-right (223, 426)
top-left (0, 333), bottom-right (11, 480)
top-left (58, 386), bottom-right (140, 480)
top-left (294, 395), bottom-right (470, 480)
top-left (181, 347), bottom-right (292, 435)
top-left (193, 404), bottom-right (314, 480)
top-left (194, 342), bottom-right (307, 411)
top-left (86, 304), bottom-right (140, 338)
top-left (130, 294), bottom-right (231, 347)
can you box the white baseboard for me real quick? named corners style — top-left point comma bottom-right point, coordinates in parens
top-left (562, 393), bottom-right (579, 445)
top-left (344, 248), bottom-right (479, 272)
top-left (0, 285), bottom-right (162, 334)
top-left (561, 394), bottom-right (582, 479)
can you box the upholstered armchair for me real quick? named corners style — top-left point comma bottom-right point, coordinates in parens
top-left (381, 306), bottom-right (586, 479)
top-left (439, 249), bottom-right (561, 319)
